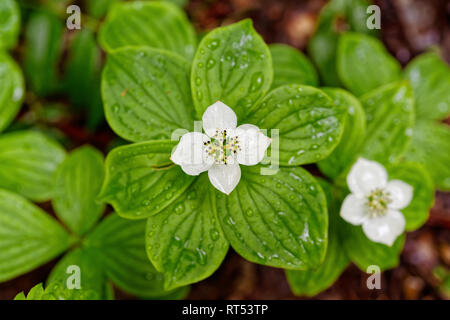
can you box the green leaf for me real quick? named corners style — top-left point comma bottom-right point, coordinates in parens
top-left (246, 84), bottom-right (344, 166)
top-left (0, 130), bottom-right (66, 202)
top-left (318, 88), bottom-right (366, 182)
top-left (404, 120), bottom-right (450, 191)
top-left (191, 19), bottom-right (272, 119)
top-left (14, 292), bottom-right (27, 300)
top-left (309, 31), bottom-right (341, 86)
top-left (101, 47), bottom-right (194, 142)
top-left (100, 140), bottom-right (194, 219)
top-left (64, 30), bottom-right (100, 101)
top-left (146, 175), bottom-right (229, 290)
top-left (162, 0), bottom-right (188, 8)
top-left (86, 0), bottom-right (119, 19)
top-left (24, 10), bottom-right (64, 96)
top-left (0, 0), bottom-right (20, 49)
top-left (64, 29), bottom-right (104, 129)
top-left (337, 32), bottom-right (401, 96)
top-left (146, 285), bottom-right (190, 300)
top-left (387, 162), bottom-right (434, 231)
top-left (308, 0), bottom-right (377, 86)
top-left (104, 282), bottom-right (115, 300)
top-left (403, 52), bottom-right (450, 120)
top-left (53, 146), bottom-right (105, 235)
top-left (99, 1), bottom-right (197, 60)
top-left (339, 217), bottom-right (405, 271)
top-left (317, 0), bottom-right (377, 35)
top-left (0, 189), bottom-right (72, 282)
top-left (85, 213), bottom-right (171, 298)
top-left (14, 281), bottom-right (101, 300)
top-left (0, 52), bottom-right (24, 133)
top-left (46, 248), bottom-right (107, 300)
top-left (216, 165), bottom-right (328, 269)
top-left (286, 179), bottom-right (349, 296)
top-left (359, 81), bottom-right (414, 166)
top-left (14, 283), bottom-right (44, 300)
top-left (43, 0), bottom-right (73, 14)
top-left (269, 44), bottom-right (318, 89)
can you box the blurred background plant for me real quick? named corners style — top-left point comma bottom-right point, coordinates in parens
top-left (0, 0), bottom-right (449, 299)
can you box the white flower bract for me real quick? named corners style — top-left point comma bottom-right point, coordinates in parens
top-left (170, 101), bottom-right (271, 195)
top-left (340, 158), bottom-right (413, 246)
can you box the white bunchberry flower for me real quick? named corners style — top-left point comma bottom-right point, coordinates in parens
top-left (340, 158), bottom-right (413, 246)
top-left (171, 101), bottom-right (271, 194)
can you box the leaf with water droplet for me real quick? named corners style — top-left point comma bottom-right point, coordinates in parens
top-left (99, 1), bottom-right (197, 60)
top-left (191, 19), bottom-right (272, 119)
top-left (14, 281), bottom-right (102, 300)
top-left (99, 140), bottom-right (195, 219)
top-left (46, 248), bottom-right (107, 300)
top-left (359, 81), bottom-right (414, 166)
top-left (216, 165), bottom-right (328, 269)
top-left (286, 179), bottom-right (350, 296)
top-left (102, 47), bottom-right (194, 142)
top-left (403, 120), bottom-right (450, 191)
top-left (246, 84), bottom-right (345, 166)
top-left (146, 175), bottom-right (229, 290)
top-left (318, 88), bottom-right (366, 184)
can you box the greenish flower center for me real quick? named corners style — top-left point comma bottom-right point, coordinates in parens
top-left (203, 129), bottom-right (241, 164)
top-left (365, 188), bottom-right (392, 218)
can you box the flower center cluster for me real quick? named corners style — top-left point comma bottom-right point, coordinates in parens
top-left (365, 188), bottom-right (392, 218)
top-left (203, 129), bottom-right (241, 165)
